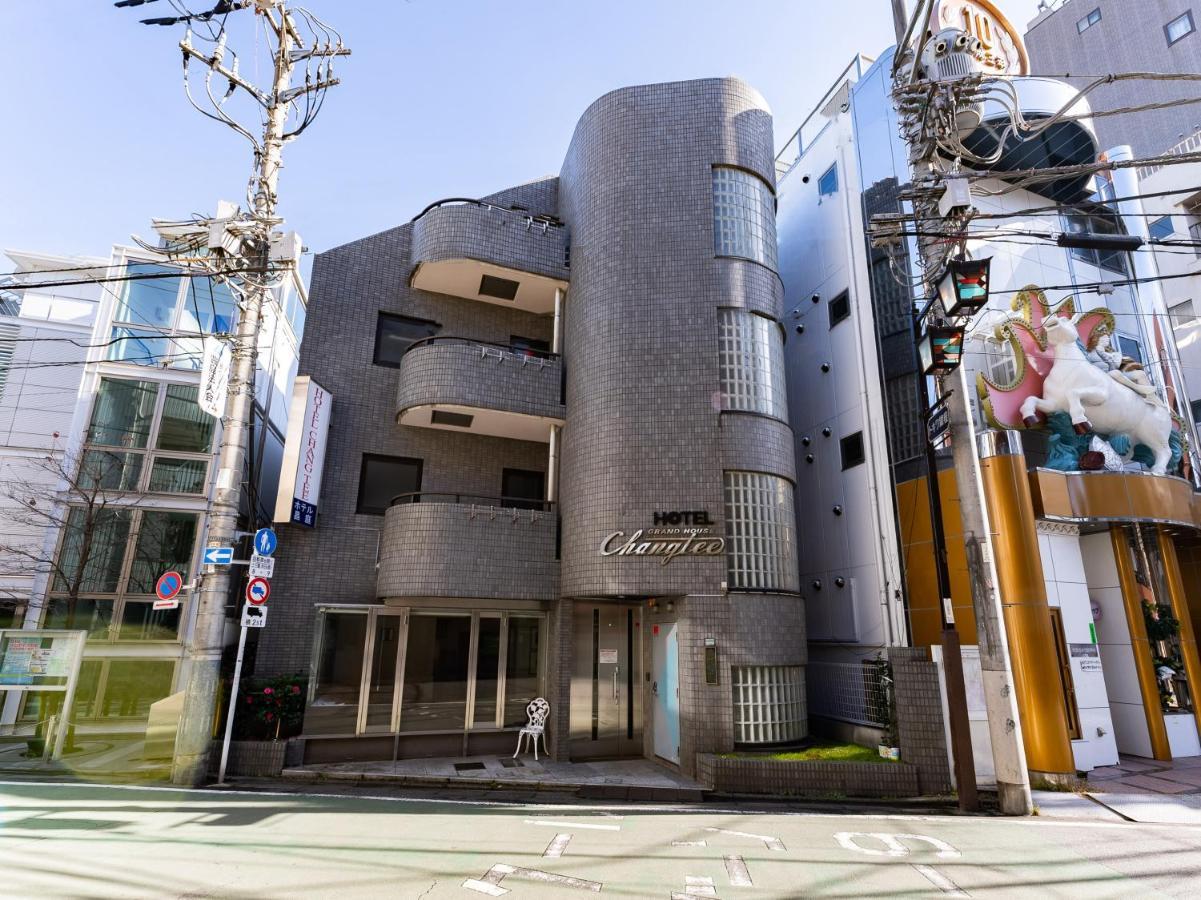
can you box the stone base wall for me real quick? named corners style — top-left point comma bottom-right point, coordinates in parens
top-left (889, 646), bottom-right (953, 795)
top-left (696, 753), bottom-right (920, 798)
top-left (209, 740), bottom-right (287, 778)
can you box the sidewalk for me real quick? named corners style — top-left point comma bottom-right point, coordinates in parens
top-left (1030, 754), bottom-right (1201, 825)
top-left (283, 754), bottom-right (707, 801)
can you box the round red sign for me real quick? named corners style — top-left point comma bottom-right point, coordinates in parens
top-left (155, 571), bottom-right (184, 602)
top-left (246, 576), bottom-right (271, 606)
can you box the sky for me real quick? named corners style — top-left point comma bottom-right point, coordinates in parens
top-left (0, 0), bottom-right (1044, 272)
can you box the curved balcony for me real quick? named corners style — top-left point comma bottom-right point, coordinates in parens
top-left (959, 77), bottom-right (1100, 204)
top-left (410, 200), bottom-right (569, 314)
top-left (396, 338), bottom-right (565, 442)
top-left (377, 493), bottom-right (559, 601)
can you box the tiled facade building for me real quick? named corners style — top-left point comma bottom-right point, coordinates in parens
top-left (259, 78), bottom-right (806, 776)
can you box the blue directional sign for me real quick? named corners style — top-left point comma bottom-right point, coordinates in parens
top-left (253, 528), bottom-right (278, 557)
top-left (203, 547), bottom-right (234, 566)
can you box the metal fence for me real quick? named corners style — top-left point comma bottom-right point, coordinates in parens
top-left (806, 660), bottom-right (891, 727)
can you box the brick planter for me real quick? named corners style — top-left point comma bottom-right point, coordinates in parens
top-left (696, 753), bottom-right (921, 798)
top-left (209, 740), bottom-right (287, 778)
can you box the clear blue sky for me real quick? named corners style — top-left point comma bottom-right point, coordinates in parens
top-left (0, 0), bottom-right (1043, 269)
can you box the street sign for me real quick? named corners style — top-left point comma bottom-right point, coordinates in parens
top-left (248, 554), bottom-right (275, 578)
top-left (927, 402), bottom-right (951, 444)
top-left (203, 547), bottom-right (234, 566)
top-left (155, 571), bottom-right (183, 604)
top-left (241, 604), bottom-right (267, 629)
top-left (253, 527), bottom-right (278, 557)
top-left (246, 577), bottom-right (271, 606)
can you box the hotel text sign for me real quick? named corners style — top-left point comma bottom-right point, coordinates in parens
top-left (273, 376), bottom-right (333, 528)
top-left (600, 510), bottom-right (725, 565)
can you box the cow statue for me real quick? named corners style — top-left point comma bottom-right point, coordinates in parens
top-left (1019, 314), bottom-right (1174, 475)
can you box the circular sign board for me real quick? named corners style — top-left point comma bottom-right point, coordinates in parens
top-left (253, 527), bottom-right (278, 557)
top-left (155, 571), bottom-right (184, 602)
top-left (246, 577), bottom-right (271, 606)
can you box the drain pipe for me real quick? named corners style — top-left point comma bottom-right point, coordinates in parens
top-left (548, 287), bottom-right (565, 504)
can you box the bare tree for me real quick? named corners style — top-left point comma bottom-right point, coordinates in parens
top-left (0, 447), bottom-right (142, 633)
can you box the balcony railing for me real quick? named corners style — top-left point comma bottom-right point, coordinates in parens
top-left (391, 491), bottom-right (555, 512)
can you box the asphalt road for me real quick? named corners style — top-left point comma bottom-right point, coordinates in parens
top-left (1, 780), bottom-right (1199, 898)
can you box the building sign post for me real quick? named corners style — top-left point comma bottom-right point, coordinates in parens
top-left (274, 376), bottom-right (332, 528)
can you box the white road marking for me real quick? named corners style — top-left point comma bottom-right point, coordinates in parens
top-left (671, 874), bottom-right (719, 898)
top-left (706, 827), bottom-right (785, 850)
top-left (524, 818), bottom-right (620, 831)
top-left (463, 864), bottom-right (601, 896)
top-left (543, 833), bottom-right (572, 858)
top-left (672, 840), bottom-right (708, 847)
top-left (913, 863), bottom-right (970, 897)
top-left (724, 855), bottom-right (753, 887)
top-left (835, 832), bottom-right (960, 859)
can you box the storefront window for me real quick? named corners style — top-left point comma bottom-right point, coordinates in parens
top-left (126, 511), bottom-right (197, 595)
top-left (115, 263), bottom-right (182, 329)
top-left (473, 617), bottom-right (501, 728)
top-left (101, 660), bottom-right (175, 718)
top-left (42, 597), bottom-right (115, 640)
top-left (87, 377), bottom-right (158, 448)
top-left (504, 617), bottom-right (542, 727)
top-left (118, 601), bottom-right (182, 641)
top-left (156, 384), bottom-right (215, 452)
top-left (364, 614), bottom-right (401, 732)
top-left (307, 611), bottom-right (368, 735)
top-left (54, 508), bottom-right (133, 594)
top-left (400, 615), bottom-right (471, 732)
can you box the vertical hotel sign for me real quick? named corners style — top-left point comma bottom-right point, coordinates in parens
top-left (274, 376), bottom-right (332, 528)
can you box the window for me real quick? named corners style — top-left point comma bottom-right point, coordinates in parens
top-left (373, 312), bottom-right (440, 367)
top-left (356, 454), bottom-right (422, 514)
top-left (1167, 11), bottom-right (1196, 44)
top-left (713, 167), bottom-right (778, 271)
top-left (718, 310), bottom-right (788, 421)
top-left (502, 468), bottom-right (546, 509)
top-left (1149, 215), bottom-right (1175, 241)
top-left (47, 507), bottom-right (198, 642)
top-left (732, 666), bottom-right (805, 744)
top-left (1077, 7), bottom-right (1101, 33)
top-left (818, 164), bottom-right (839, 197)
top-left (307, 610), bottom-right (368, 734)
top-left (724, 471), bottom-right (799, 591)
top-left (83, 378), bottom-right (214, 495)
top-left (840, 431), bottom-right (865, 470)
top-left (108, 262), bottom-right (235, 370)
top-left (1191, 219), bottom-right (1201, 255)
top-left (1063, 211), bottom-right (1130, 274)
top-left (1170, 299), bottom-right (1197, 334)
top-left (828, 290), bottom-right (850, 328)
top-left (504, 617), bottom-right (542, 726)
top-left (0, 323), bottom-right (18, 403)
top-left (1117, 334), bottom-right (1144, 365)
top-left (430, 410), bottom-right (474, 428)
top-left (400, 614), bottom-right (472, 732)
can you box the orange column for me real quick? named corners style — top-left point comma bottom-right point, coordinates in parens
top-left (1111, 526), bottom-right (1172, 760)
top-left (978, 440), bottom-right (1076, 779)
top-left (1156, 527), bottom-right (1201, 748)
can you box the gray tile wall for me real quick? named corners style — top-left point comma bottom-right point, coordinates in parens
top-left (396, 341), bottom-right (564, 422)
top-left (889, 646), bottom-right (953, 794)
top-left (1026, 0), bottom-right (1201, 157)
top-left (411, 201), bottom-right (569, 283)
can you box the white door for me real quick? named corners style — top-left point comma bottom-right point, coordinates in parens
top-left (652, 623), bottom-right (680, 764)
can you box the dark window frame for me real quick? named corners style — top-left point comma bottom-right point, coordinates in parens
top-left (818, 163), bottom-right (839, 197)
top-left (828, 290), bottom-right (851, 328)
top-left (1149, 215), bottom-right (1175, 241)
top-left (372, 312), bottom-right (440, 368)
top-left (840, 431), bottom-right (865, 470)
top-left (502, 468), bottom-right (547, 510)
top-left (1076, 7), bottom-right (1101, 33)
top-left (1166, 10), bottom-right (1196, 45)
top-left (356, 453), bottom-right (423, 515)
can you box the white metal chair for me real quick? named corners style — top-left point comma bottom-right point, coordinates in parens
top-left (513, 697), bottom-right (550, 760)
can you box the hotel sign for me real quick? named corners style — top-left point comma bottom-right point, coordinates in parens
top-left (274, 376), bottom-right (332, 528)
top-left (600, 510), bottom-right (725, 565)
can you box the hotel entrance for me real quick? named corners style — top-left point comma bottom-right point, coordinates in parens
top-left (569, 602), bottom-right (643, 759)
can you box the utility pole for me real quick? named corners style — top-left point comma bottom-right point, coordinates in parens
top-left (888, 0), bottom-right (1032, 815)
top-left (120, 0), bottom-right (348, 786)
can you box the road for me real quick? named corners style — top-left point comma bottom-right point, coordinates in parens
top-left (1, 780), bottom-right (1199, 898)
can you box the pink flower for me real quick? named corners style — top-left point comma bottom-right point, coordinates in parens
top-left (291, 685), bottom-right (301, 694)
top-left (245, 696), bottom-right (253, 704)
top-left (265, 712), bottom-right (274, 721)
top-left (263, 687), bottom-right (274, 695)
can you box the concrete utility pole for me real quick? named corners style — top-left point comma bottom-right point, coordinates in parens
top-left (117, 0), bottom-right (350, 786)
top-left (887, 0), bottom-right (1032, 815)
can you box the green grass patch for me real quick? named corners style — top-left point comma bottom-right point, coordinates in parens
top-left (720, 741), bottom-right (895, 763)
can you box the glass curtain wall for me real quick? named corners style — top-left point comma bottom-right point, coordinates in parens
top-left (306, 608), bottom-right (545, 736)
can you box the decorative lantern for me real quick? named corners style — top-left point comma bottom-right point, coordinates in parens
top-left (919, 325), bottom-right (966, 375)
top-left (936, 257), bottom-right (992, 318)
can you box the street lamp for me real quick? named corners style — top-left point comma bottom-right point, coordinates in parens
top-left (936, 257), bottom-right (992, 318)
top-left (918, 324), bottom-right (966, 376)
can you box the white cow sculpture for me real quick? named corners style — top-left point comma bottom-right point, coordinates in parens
top-left (1018, 315), bottom-right (1174, 475)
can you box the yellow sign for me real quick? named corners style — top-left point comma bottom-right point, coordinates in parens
top-left (931, 0), bottom-right (1030, 75)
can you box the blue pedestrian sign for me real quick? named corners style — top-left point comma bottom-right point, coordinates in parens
top-left (253, 528), bottom-right (278, 557)
top-left (203, 547), bottom-right (234, 566)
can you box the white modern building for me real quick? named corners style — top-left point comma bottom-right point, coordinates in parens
top-left (778, 44), bottom-right (1201, 785)
top-left (0, 217), bottom-right (305, 742)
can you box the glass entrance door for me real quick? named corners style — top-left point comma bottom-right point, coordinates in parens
top-left (569, 603), bottom-right (643, 759)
